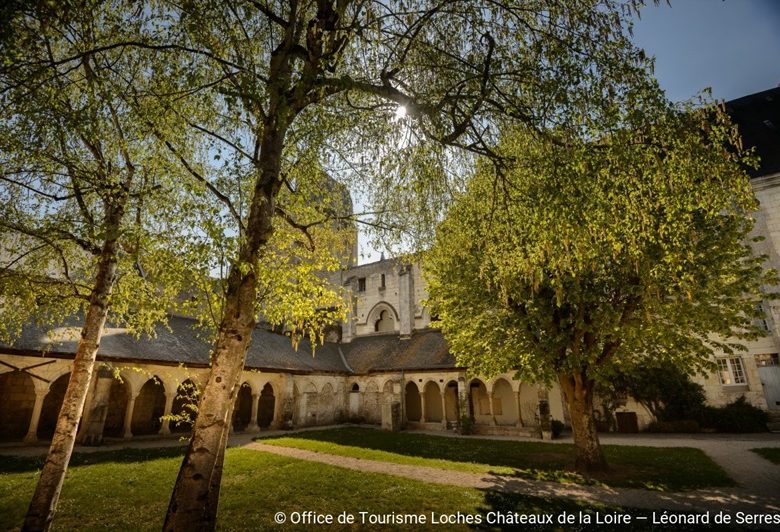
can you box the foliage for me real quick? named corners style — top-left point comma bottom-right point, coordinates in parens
top-left (598, 363), bottom-right (708, 424)
top-left (702, 397), bottom-right (769, 433)
top-left (425, 94), bottom-right (776, 470)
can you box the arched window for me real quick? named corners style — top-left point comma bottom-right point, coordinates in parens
top-left (351, 383), bottom-right (360, 392)
top-left (375, 310), bottom-right (395, 332)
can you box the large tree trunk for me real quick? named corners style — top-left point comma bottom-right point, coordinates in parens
top-left (559, 373), bottom-right (608, 474)
top-left (22, 222), bottom-right (122, 532)
top-left (164, 125), bottom-right (285, 530)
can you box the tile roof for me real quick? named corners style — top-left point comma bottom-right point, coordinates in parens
top-left (340, 329), bottom-right (456, 373)
top-left (3, 315), bottom-right (348, 374)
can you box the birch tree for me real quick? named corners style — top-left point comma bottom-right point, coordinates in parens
top-left (0, 3), bottom-right (204, 530)
top-left (132, 1), bottom-right (662, 527)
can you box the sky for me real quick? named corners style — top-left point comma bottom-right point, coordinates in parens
top-left (356, 0), bottom-right (780, 264)
top-left (631, 0), bottom-right (780, 103)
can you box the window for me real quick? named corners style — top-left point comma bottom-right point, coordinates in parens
top-left (756, 353), bottom-right (780, 367)
top-left (380, 273), bottom-right (386, 289)
top-left (718, 357), bottom-right (746, 385)
top-left (351, 383), bottom-right (360, 392)
top-left (754, 303), bottom-right (770, 332)
top-left (357, 277), bottom-right (366, 292)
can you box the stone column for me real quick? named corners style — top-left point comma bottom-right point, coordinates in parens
top-left (440, 392), bottom-right (448, 429)
top-left (420, 389), bottom-right (427, 423)
top-left (247, 393), bottom-right (260, 432)
top-left (23, 388), bottom-right (49, 444)
top-left (515, 390), bottom-right (525, 427)
top-left (159, 392), bottom-right (175, 436)
top-left (123, 392), bottom-right (138, 439)
top-left (487, 392), bottom-right (496, 426)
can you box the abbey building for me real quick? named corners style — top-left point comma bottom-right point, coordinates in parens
top-left (1, 88), bottom-right (779, 444)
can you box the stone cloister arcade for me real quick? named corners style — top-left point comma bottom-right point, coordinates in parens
top-left (0, 352), bottom-right (567, 444)
top-left (0, 355), bottom-right (284, 444)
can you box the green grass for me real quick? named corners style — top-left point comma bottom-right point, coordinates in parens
top-left (0, 446), bottom-right (739, 531)
top-left (750, 447), bottom-right (780, 464)
top-left (258, 428), bottom-right (734, 491)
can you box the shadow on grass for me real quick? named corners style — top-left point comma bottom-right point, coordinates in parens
top-left (257, 427), bottom-right (735, 491)
top-left (470, 479), bottom-right (747, 531)
top-left (0, 446), bottom-right (186, 474)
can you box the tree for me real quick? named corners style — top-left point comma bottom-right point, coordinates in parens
top-left (425, 102), bottom-right (776, 473)
top-left (139, 1), bottom-right (661, 527)
top-left (0, 3), bottom-right (205, 530)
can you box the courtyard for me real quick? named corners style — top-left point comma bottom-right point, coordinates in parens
top-left (1, 427), bottom-right (778, 530)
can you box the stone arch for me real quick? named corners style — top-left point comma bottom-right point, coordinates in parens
top-left (103, 377), bottom-right (129, 438)
top-left (318, 382), bottom-right (336, 425)
top-left (0, 371), bottom-right (35, 441)
top-left (468, 378), bottom-right (490, 424)
top-left (365, 302), bottom-right (399, 332)
top-left (232, 382), bottom-right (253, 431)
top-left (444, 380), bottom-right (460, 424)
top-left (258, 382), bottom-right (275, 428)
top-left (381, 379), bottom-right (395, 403)
top-left (171, 379), bottom-right (199, 433)
top-left (405, 381), bottom-right (421, 422)
top-left (37, 372), bottom-right (71, 440)
top-left (492, 378), bottom-right (518, 426)
top-left (131, 377), bottom-right (166, 435)
top-left (423, 381), bottom-right (442, 422)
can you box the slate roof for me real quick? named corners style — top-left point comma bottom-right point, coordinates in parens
top-left (3, 315), bottom-right (348, 374)
top-left (340, 329), bottom-right (457, 373)
top-left (726, 86), bottom-right (780, 178)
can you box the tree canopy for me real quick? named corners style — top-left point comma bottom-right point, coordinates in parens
top-left (425, 100), bottom-right (777, 471)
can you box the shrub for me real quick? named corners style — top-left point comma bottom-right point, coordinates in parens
top-left (458, 415), bottom-right (474, 435)
top-left (551, 419), bottom-right (565, 438)
top-left (703, 397), bottom-right (768, 433)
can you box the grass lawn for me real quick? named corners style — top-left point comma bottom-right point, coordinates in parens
top-left (750, 447), bottom-right (780, 464)
top-left (0, 446), bottom-right (660, 532)
top-left (258, 428), bottom-right (734, 491)
top-left (0, 446), bottom-right (742, 531)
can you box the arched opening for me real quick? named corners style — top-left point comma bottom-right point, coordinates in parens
top-left (351, 383), bottom-right (360, 392)
top-left (318, 383), bottom-right (335, 425)
top-left (258, 383), bottom-right (275, 428)
top-left (232, 383), bottom-right (253, 432)
top-left (469, 379), bottom-right (490, 424)
top-left (423, 381), bottom-right (442, 422)
top-left (374, 309), bottom-right (395, 332)
top-left (492, 378), bottom-right (518, 426)
top-left (103, 378), bottom-right (129, 438)
top-left (131, 378), bottom-right (165, 435)
top-left (171, 379), bottom-right (199, 433)
top-left (444, 381), bottom-right (459, 423)
top-left (38, 373), bottom-right (70, 440)
top-left (0, 371), bottom-right (35, 441)
top-left (405, 382), bottom-right (421, 422)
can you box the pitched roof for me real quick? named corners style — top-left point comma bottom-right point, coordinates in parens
top-left (726, 86), bottom-right (780, 177)
top-left (3, 315), bottom-right (348, 374)
top-left (340, 329), bottom-right (456, 373)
